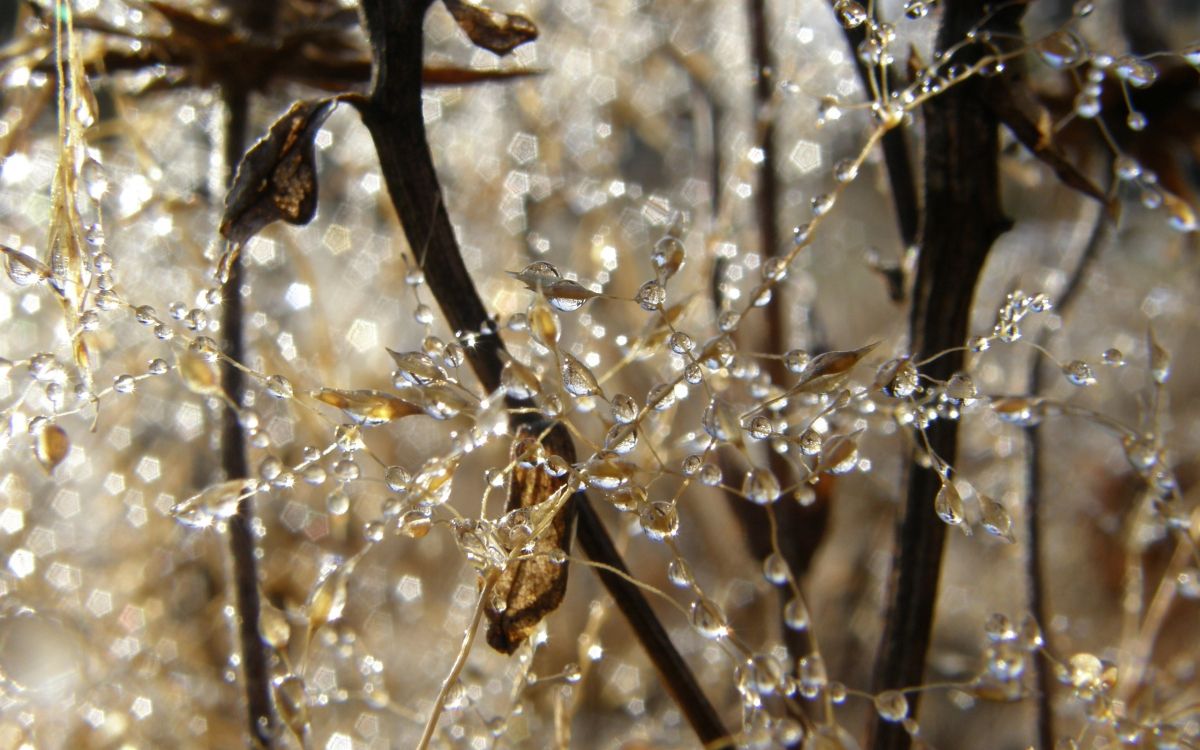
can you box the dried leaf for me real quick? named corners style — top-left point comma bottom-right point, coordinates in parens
top-left (443, 0), bottom-right (538, 57)
top-left (529, 303), bottom-right (560, 350)
top-left (814, 429), bottom-right (863, 475)
top-left (387, 349), bottom-right (448, 385)
top-left (313, 388), bottom-right (420, 426)
top-left (220, 98), bottom-right (339, 246)
top-left (486, 423), bottom-right (576, 654)
top-left (989, 78), bottom-right (1113, 210)
top-left (170, 478), bottom-right (257, 529)
top-left (791, 342), bottom-right (879, 395)
top-left (303, 549), bottom-right (366, 659)
top-left (72, 337), bottom-right (94, 394)
top-left (177, 350), bottom-right (222, 396)
top-left (34, 423), bottom-right (70, 474)
top-left (2, 244), bottom-right (51, 287)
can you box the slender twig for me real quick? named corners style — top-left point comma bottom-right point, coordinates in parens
top-left (416, 571), bottom-right (498, 750)
top-left (1025, 211), bottom-right (1109, 750)
top-left (739, 0), bottom-right (827, 670)
top-left (869, 4), bottom-right (1023, 750)
top-left (220, 82), bottom-right (276, 749)
top-left (574, 495), bottom-right (732, 748)
top-left (833, 1), bottom-right (919, 249)
top-left (354, 1), bottom-right (730, 744)
top-left (218, 4), bottom-right (280, 745)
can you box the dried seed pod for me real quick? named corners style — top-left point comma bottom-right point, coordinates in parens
top-left (34, 423), bottom-right (70, 474)
top-left (486, 421), bottom-right (576, 654)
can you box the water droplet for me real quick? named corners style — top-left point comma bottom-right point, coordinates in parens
top-left (934, 481), bottom-right (968, 530)
top-left (667, 331), bottom-right (694, 354)
top-left (399, 509), bottom-right (432, 538)
top-left (584, 457), bottom-right (634, 490)
top-left (639, 500), bottom-right (679, 541)
top-left (134, 305), bottom-right (157, 326)
top-left (816, 96), bottom-right (842, 126)
top-left (1163, 191), bottom-right (1198, 233)
top-left (636, 280), bottom-right (667, 310)
top-left (266, 374), bottom-right (293, 399)
top-left (834, 0), bottom-right (868, 29)
top-left (1114, 55), bottom-right (1157, 88)
top-left (877, 357), bottom-right (919, 398)
top-left (748, 416), bottom-right (773, 440)
top-left (979, 495), bottom-right (1014, 542)
top-left (652, 235), bottom-right (685, 282)
top-left (690, 596), bottom-right (729, 639)
top-left (742, 467), bottom-right (781, 504)
top-left (667, 557), bottom-right (694, 588)
top-left (784, 349), bottom-right (810, 374)
top-left (188, 336), bottom-right (220, 363)
top-left (604, 423), bottom-right (638, 454)
top-left (148, 358), bottom-right (169, 375)
top-left (699, 463), bottom-right (722, 486)
top-left (874, 690), bottom-right (909, 722)
top-left (762, 553), bottom-right (789, 584)
top-left (717, 310), bottom-right (741, 332)
top-left (648, 384), bottom-right (676, 412)
top-left (498, 355), bottom-right (540, 401)
top-left (326, 489), bottom-right (351, 515)
top-left (833, 159), bottom-right (859, 183)
top-left (111, 374), bottom-right (136, 394)
top-left (702, 399), bottom-right (741, 443)
top-left (784, 597), bottom-right (810, 630)
top-left (560, 353), bottom-right (601, 397)
top-left (610, 393), bottom-right (638, 423)
top-left (798, 653), bottom-right (827, 694)
top-left (810, 192), bottom-right (836, 216)
top-left (1062, 359), bottom-right (1096, 387)
top-left (1036, 30), bottom-right (1085, 69)
top-left (984, 612), bottom-right (1016, 642)
top-left (903, 0), bottom-right (934, 19)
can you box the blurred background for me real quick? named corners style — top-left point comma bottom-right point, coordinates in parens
top-left (1, 0), bottom-right (1198, 748)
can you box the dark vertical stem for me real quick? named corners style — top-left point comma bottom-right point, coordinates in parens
top-left (1024, 215), bottom-right (1108, 750)
top-left (869, 4), bottom-right (1021, 750)
top-left (574, 496), bottom-right (732, 748)
top-left (220, 84), bottom-right (276, 750)
top-left (355, 1), bottom-right (729, 744)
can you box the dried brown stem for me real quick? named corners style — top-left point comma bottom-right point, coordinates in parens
top-left (1025, 212), bottom-right (1109, 750)
top-left (869, 3), bottom-right (1022, 749)
top-left (354, 1), bottom-right (729, 744)
top-left (220, 83), bottom-right (276, 750)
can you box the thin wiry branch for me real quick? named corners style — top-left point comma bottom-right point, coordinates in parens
top-left (353, 1), bottom-right (731, 745)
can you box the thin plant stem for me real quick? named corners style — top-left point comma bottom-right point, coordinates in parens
top-left (354, 1), bottom-right (730, 744)
top-left (220, 83), bottom-right (276, 749)
top-left (869, 3), bottom-right (1025, 749)
top-left (416, 571), bottom-right (498, 750)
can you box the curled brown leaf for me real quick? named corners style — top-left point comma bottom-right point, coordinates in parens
top-left (486, 422), bottom-right (576, 654)
top-left (220, 98), bottom-right (340, 246)
top-left (443, 0), bottom-right (538, 57)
